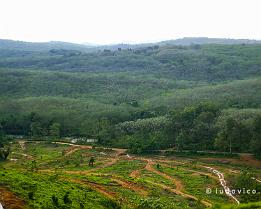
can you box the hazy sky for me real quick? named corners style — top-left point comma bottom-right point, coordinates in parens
top-left (0, 0), bottom-right (260, 44)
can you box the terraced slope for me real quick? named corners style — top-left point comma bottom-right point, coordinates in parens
top-left (1, 141), bottom-right (260, 208)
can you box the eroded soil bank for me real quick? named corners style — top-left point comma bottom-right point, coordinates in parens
top-left (0, 187), bottom-right (26, 209)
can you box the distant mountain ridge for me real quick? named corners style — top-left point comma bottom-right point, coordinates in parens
top-left (0, 39), bottom-right (93, 52)
top-left (160, 37), bottom-right (261, 45)
top-left (0, 37), bottom-right (261, 52)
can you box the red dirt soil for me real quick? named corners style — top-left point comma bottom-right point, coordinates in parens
top-left (0, 187), bottom-right (26, 209)
top-left (135, 158), bottom-right (212, 207)
top-left (200, 154), bottom-right (261, 169)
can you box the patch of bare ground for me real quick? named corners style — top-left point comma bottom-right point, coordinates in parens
top-left (0, 187), bottom-right (27, 209)
top-left (18, 141), bottom-right (25, 150)
top-left (64, 173), bottom-right (148, 199)
top-left (111, 177), bottom-right (148, 196)
top-left (160, 162), bottom-right (219, 181)
top-left (65, 172), bottom-right (148, 196)
top-left (66, 178), bottom-right (116, 199)
top-left (12, 141), bottom-right (33, 160)
top-left (239, 154), bottom-right (261, 168)
top-left (63, 147), bottom-right (79, 156)
top-left (39, 155), bottom-right (120, 174)
top-left (130, 169), bottom-right (142, 178)
top-left (199, 154), bottom-right (261, 168)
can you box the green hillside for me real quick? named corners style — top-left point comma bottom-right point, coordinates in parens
top-left (0, 40), bottom-right (261, 208)
top-left (0, 41), bottom-right (261, 155)
top-left (0, 44), bottom-right (261, 81)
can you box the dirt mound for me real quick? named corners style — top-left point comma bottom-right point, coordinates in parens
top-left (0, 187), bottom-right (26, 209)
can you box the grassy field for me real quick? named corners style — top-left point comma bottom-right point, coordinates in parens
top-left (0, 140), bottom-right (260, 209)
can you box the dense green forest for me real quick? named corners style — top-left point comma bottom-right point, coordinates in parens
top-left (0, 39), bottom-right (261, 157)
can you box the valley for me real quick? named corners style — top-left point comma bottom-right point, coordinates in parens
top-left (0, 39), bottom-right (261, 208)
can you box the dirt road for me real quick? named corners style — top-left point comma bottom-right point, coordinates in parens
top-left (133, 158), bottom-right (212, 207)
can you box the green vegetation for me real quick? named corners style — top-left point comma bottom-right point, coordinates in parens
top-left (214, 201), bottom-right (261, 209)
top-left (0, 40), bottom-right (261, 208)
top-left (0, 43), bottom-right (261, 154)
top-left (1, 139), bottom-right (260, 208)
top-left (0, 169), bottom-right (114, 209)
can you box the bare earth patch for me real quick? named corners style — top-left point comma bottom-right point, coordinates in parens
top-left (0, 187), bottom-right (26, 209)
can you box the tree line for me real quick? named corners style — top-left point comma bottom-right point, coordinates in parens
top-left (1, 103), bottom-right (260, 158)
top-left (98, 103), bottom-right (261, 157)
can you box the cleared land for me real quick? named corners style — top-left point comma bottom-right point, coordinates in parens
top-left (0, 141), bottom-right (260, 209)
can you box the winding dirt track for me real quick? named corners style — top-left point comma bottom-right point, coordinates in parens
top-left (52, 141), bottom-right (127, 156)
top-left (131, 158), bottom-right (212, 207)
top-left (39, 154), bottom-right (120, 175)
top-left (110, 176), bottom-right (148, 196)
top-left (39, 145), bottom-right (212, 207)
top-left (64, 147), bottom-right (79, 156)
top-left (144, 159), bottom-right (184, 191)
top-left (52, 141), bottom-right (92, 150)
top-left (130, 169), bottom-right (142, 178)
top-left (159, 162), bottom-right (219, 181)
top-left (65, 150), bottom-right (123, 174)
top-left (39, 144), bottom-right (148, 198)
top-left (18, 141), bottom-right (258, 208)
top-left (66, 178), bottom-right (116, 199)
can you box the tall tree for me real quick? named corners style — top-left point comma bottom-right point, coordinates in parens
top-left (30, 122), bottom-right (42, 138)
top-left (49, 123), bottom-right (61, 139)
top-left (215, 118), bottom-right (250, 153)
top-left (250, 116), bottom-right (261, 157)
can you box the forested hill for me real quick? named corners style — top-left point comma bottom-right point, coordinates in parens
top-left (0, 39), bottom-right (93, 52)
top-left (1, 37), bottom-right (261, 52)
top-left (0, 43), bottom-right (261, 81)
top-left (160, 37), bottom-right (261, 45)
top-left (0, 39), bottom-right (261, 156)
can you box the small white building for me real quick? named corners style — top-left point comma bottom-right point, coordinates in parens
top-left (71, 138), bottom-right (98, 144)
